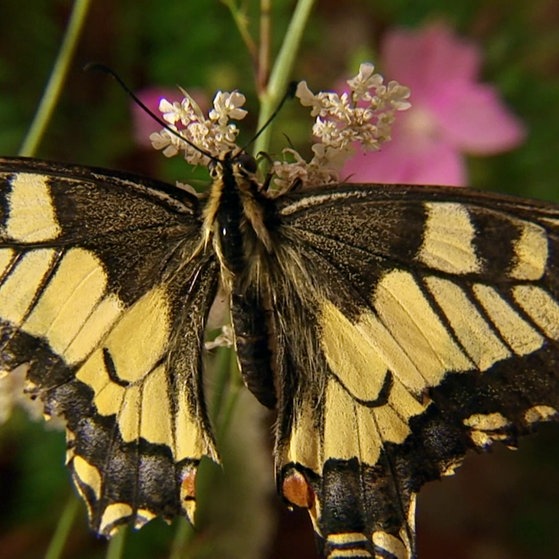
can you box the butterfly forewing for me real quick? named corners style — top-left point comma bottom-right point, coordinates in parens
top-left (0, 157), bottom-right (219, 535)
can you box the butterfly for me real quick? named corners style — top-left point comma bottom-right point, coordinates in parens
top-left (2, 148), bottom-right (559, 558)
top-left (2, 62), bottom-right (559, 557)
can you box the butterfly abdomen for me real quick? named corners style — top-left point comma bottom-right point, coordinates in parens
top-left (231, 289), bottom-right (277, 408)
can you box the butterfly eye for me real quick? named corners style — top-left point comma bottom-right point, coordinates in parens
top-left (235, 152), bottom-right (257, 175)
top-left (208, 160), bottom-right (220, 179)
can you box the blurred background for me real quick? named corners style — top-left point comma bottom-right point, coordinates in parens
top-left (0, 1), bottom-right (558, 558)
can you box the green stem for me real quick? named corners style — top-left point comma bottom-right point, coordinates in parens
top-left (253, 0), bottom-right (316, 156)
top-left (208, 346), bottom-right (242, 442)
top-left (168, 519), bottom-right (194, 559)
top-left (106, 526), bottom-right (127, 559)
top-left (44, 494), bottom-right (80, 559)
top-left (19, 0), bottom-right (92, 157)
top-left (211, 345), bottom-right (236, 419)
top-left (217, 355), bottom-right (243, 441)
top-left (257, 0), bottom-right (271, 93)
top-left (221, 0), bottom-right (258, 62)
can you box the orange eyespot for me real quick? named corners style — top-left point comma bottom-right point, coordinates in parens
top-left (281, 469), bottom-right (315, 509)
top-left (180, 468), bottom-right (197, 500)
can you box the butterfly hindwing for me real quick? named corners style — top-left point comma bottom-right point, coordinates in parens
top-left (0, 157), bottom-right (219, 535)
top-left (268, 183), bottom-right (559, 558)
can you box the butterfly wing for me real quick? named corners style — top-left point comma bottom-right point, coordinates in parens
top-left (0, 157), bottom-right (219, 535)
top-left (268, 183), bottom-right (559, 559)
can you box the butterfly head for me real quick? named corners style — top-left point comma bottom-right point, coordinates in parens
top-left (208, 149), bottom-right (259, 184)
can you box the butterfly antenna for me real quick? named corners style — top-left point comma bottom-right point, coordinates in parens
top-left (84, 63), bottom-right (218, 162)
top-left (243, 81), bottom-right (298, 152)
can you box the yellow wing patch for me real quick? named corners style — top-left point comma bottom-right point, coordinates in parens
top-left (63, 294), bottom-right (123, 364)
top-left (4, 173), bottom-right (61, 242)
top-left (372, 270), bottom-right (472, 384)
top-left (0, 246), bottom-right (125, 366)
top-left (285, 400), bottom-right (322, 472)
top-left (320, 299), bottom-right (390, 401)
top-left (372, 531), bottom-right (410, 559)
top-left (419, 202), bottom-right (480, 274)
top-left (0, 249), bottom-right (58, 325)
top-left (72, 454), bottom-right (102, 500)
top-left (319, 370), bottom-right (427, 467)
top-left (513, 285), bottom-right (559, 339)
top-left (0, 248), bottom-right (14, 276)
top-left (299, 291), bottom-right (440, 468)
top-left (524, 405), bottom-right (558, 424)
top-left (75, 288), bottom-right (172, 444)
top-left (23, 249), bottom-right (113, 357)
top-left (426, 276), bottom-right (511, 369)
top-left (463, 412), bottom-right (511, 448)
top-left (472, 284), bottom-right (544, 355)
top-left (102, 286), bottom-right (170, 384)
top-left (100, 503), bottom-right (133, 536)
top-left (322, 378), bottom-right (381, 465)
top-left (510, 220), bottom-right (548, 280)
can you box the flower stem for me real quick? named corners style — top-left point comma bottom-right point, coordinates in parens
top-left (168, 519), bottom-right (194, 559)
top-left (221, 0), bottom-right (258, 63)
top-left (18, 0), bottom-right (92, 157)
top-left (217, 354), bottom-right (244, 442)
top-left (106, 526), bottom-right (127, 559)
top-left (257, 0), bottom-right (271, 93)
top-left (253, 0), bottom-right (316, 157)
top-left (44, 494), bottom-right (80, 559)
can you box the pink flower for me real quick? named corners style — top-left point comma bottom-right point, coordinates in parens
top-left (342, 24), bottom-right (526, 186)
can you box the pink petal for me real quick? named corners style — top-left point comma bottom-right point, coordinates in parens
top-left (342, 128), bottom-right (467, 186)
top-left (382, 24), bottom-right (481, 101)
top-left (336, 22), bottom-right (525, 188)
top-left (434, 84), bottom-right (526, 154)
top-left (131, 87), bottom-right (184, 147)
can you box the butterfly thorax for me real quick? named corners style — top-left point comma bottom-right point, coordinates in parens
top-left (202, 150), bottom-right (276, 284)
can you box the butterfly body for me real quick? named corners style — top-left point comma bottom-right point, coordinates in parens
top-left (207, 150), bottom-right (280, 409)
top-left (1, 155), bottom-right (559, 558)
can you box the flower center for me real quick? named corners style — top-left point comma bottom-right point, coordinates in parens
top-left (404, 105), bottom-right (439, 139)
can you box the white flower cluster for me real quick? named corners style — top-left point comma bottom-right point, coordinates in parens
top-left (272, 63), bottom-right (411, 187)
top-left (0, 366), bottom-right (63, 428)
top-left (150, 89), bottom-right (248, 166)
top-left (150, 63), bottom-right (410, 187)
